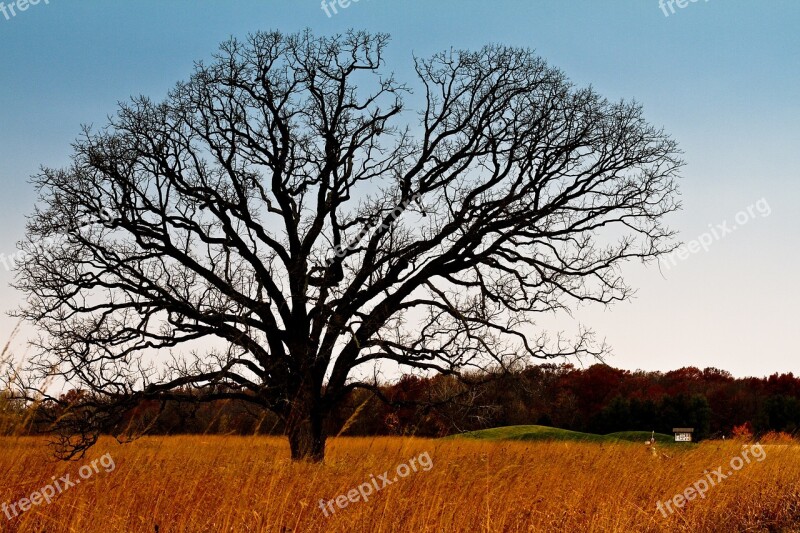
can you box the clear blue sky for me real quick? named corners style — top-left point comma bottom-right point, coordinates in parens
top-left (1, 0), bottom-right (798, 377)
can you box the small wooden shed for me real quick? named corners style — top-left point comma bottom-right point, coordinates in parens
top-left (672, 427), bottom-right (694, 442)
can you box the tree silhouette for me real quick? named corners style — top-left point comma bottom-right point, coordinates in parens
top-left (9, 29), bottom-right (681, 461)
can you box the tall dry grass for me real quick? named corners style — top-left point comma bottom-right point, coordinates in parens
top-left (0, 435), bottom-right (799, 532)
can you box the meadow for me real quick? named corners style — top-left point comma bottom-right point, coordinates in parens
top-left (1, 434), bottom-right (799, 532)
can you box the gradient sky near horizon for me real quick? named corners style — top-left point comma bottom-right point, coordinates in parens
top-left (0, 0), bottom-right (798, 378)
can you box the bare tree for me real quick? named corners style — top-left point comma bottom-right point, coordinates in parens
top-left (9, 29), bottom-right (681, 462)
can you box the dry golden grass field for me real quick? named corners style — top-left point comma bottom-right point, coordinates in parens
top-left (1, 435), bottom-right (799, 532)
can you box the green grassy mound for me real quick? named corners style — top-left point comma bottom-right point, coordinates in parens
top-left (452, 425), bottom-right (685, 445)
top-left (452, 425), bottom-right (611, 443)
top-left (606, 431), bottom-right (675, 444)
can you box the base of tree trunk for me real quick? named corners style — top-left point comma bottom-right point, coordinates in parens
top-left (288, 417), bottom-right (326, 463)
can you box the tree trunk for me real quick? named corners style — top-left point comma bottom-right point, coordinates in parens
top-left (286, 401), bottom-right (326, 463)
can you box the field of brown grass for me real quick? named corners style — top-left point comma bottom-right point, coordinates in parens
top-left (1, 435), bottom-right (799, 532)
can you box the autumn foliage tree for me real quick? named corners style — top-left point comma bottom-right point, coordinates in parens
top-left (8, 30), bottom-right (681, 461)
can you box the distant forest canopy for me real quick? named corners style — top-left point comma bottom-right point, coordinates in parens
top-left (3, 364), bottom-right (799, 441)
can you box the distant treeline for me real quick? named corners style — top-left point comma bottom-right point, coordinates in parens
top-left (3, 364), bottom-right (800, 440)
